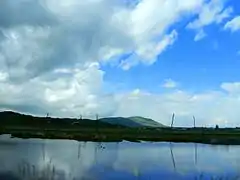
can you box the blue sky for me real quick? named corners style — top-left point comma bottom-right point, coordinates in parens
top-left (1, 0), bottom-right (240, 127)
top-left (102, 0), bottom-right (240, 94)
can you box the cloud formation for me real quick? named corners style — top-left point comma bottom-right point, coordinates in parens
top-left (0, 0), bottom-right (239, 127)
top-left (115, 85), bottom-right (240, 127)
top-left (224, 16), bottom-right (240, 32)
top-left (0, 0), bottom-right (221, 81)
top-left (162, 79), bottom-right (178, 89)
top-left (187, 0), bottom-right (232, 40)
top-left (0, 62), bottom-right (117, 118)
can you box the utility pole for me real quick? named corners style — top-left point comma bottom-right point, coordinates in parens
top-left (193, 116), bottom-right (196, 128)
top-left (171, 113), bottom-right (175, 128)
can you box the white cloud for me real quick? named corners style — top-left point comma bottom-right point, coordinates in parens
top-left (187, 0), bottom-right (233, 40)
top-left (194, 29), bottom-right (207, 41)
top-left (1, 0), bottom-right (231, 76)
top-left (224, 16), bottom-right (240, 32)
top-left (162, 79), bottom-right (178, 88)
top-left (221, 82), bottom-right (240, 94)
top-left (0, 63), bottom-right (118, 118)
top-left (120, 30), bottom-right (178, 69)
top-left (1, 0), bottom-right (240, 128)
top-left (0, 0), bottom-right (233, 77)
top-left (115, 86), bottom-right (240, 127)
top-left (0, 71), bottom-right (8, 82)
top-left (0, 0), bottom-right (209, 78)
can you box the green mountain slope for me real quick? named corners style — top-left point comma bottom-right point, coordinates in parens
top-left (100, 116), bottom-right (166, 128)
top-left (0, 111), bottom-right (166, 128)
top-left (128, 116), bottom-right (166, 127)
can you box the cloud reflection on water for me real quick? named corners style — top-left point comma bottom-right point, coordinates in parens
top-left (0, 137), bottom-right (240, 179)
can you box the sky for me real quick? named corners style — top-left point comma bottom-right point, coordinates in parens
top-left (0, 0), bottom-right (240, 127)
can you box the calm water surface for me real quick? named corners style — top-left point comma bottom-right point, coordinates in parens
top-left (0, 135), bottom-right (240, 180)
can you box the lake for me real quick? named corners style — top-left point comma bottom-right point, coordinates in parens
top-left (0, 135), bottom-right (240, 180)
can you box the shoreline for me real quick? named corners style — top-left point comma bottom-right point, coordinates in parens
top-left (2, 127), bottom-right (240, 145)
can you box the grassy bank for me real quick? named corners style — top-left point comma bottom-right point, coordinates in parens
top-left (2, 126), bottom-right (240, 145)
top-left (2, 111), bottom-right (240, 145)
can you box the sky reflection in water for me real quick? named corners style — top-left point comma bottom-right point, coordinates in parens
top-left (0, 136), bottom-right (240, 180)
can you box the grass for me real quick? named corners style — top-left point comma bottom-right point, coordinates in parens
top-left (2, 126), bottom-right (240, 145)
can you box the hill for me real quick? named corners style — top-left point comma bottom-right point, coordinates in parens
top-left (129, 116), bottom-right (166, 127)
top-left (0, 111), bottom-right (166, 129)
top-left (0, 111), bottom-right (121, 129)
top-left (99, 116), bottom-right (166, 128)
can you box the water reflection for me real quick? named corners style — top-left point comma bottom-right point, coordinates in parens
top-left (0, 136), bottom-right (240, 180)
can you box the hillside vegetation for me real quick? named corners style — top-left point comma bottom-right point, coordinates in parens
top-left (100, 116), bottom-right (166, 127)
top-left (2, 111), bottom-right (240, 145)
top-left (0, 111), bottom-right (165, 128)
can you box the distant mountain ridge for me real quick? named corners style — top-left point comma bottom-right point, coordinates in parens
top-left (99, 116), bottom-right (166, 127)
top-left (129, 116), bottom-right (166, 127)
top-left (0, 111), bottom-right (166, 128)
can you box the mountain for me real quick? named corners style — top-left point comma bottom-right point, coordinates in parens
top-left (99, 116), bottom-right (166, 128)
top-left (128, 116), bottom-right (166, 127)
top-left (0, 111), bottom-right (166, 128)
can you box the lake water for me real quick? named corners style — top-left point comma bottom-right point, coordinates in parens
top-left (0, 135), bottom-right (240, 180)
